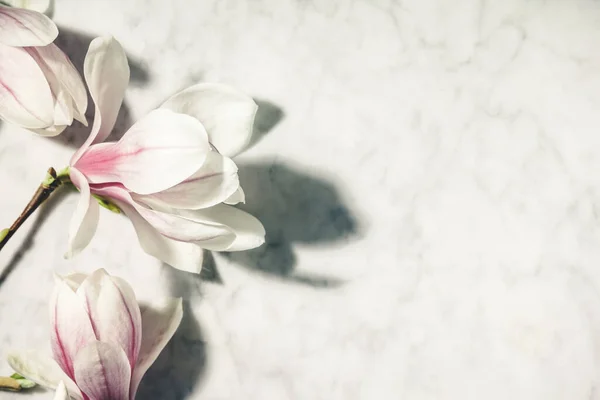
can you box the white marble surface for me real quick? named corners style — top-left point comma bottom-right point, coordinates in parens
top-left (2, 0), bottom-right (600, 398)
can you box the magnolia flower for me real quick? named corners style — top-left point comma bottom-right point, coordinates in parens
top-left (0, 4), bottom-right (87, 135)
top-left (66, 36), bottom-right (265, 273)
top-left (8, 269), bottom-right (183, 400)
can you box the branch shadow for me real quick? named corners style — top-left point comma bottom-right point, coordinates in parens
top-left (49, 27), bottom-right (151, 149)
top-left (136, 265), bottom-right (208, 399)
top-left (221, 161), bottom-right (359, 287)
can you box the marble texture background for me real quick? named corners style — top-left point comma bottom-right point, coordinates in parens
top-left (1, 0), bottom-right (600, 398)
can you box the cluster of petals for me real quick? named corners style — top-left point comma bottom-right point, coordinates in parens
top-left (9, 269), bottom-right (183, 400)
top-left (66, 36), bottom-right (265, 273)
top-left (0, 4), bottom-right (87, 135)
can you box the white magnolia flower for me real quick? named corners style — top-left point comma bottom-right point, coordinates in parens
top-left (0, 4), bottom-right (87, 135)
top-left (9, 269), bottom-right (183, 400)
top-left (66, 36), bottom-right (265, 273)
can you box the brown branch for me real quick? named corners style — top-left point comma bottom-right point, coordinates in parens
top-left (0, 377), bottom-right (21, 391)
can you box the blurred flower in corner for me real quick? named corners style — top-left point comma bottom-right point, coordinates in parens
top-left (0, 4), bottom-right (87, 136)
top-left (66, 35), bottom-right (265, 273)
top-left (8, 269), bottom-right (183, 400)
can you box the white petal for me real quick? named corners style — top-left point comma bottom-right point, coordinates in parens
top-left (3, 0), bottom-right (52, 14)
top-left (133, 150), bottom-right (240, 210)
top-left (0, 43), bottom-right (54, 129)
top-left (66, 168), bottom-right (99, 258)
top-left (71, 36), bottom-right (129, 164)
top-left (62, 272), bottom-right (88, 291)
top-left (161, 83), bottom-right (257, 157)
top-left (134, 203), bottom-right (234, 246)
top-left (76, 269), bottom-right (142, 367)
top-left (130, 298), bottom-right (183, 397)
top-left (7, 351), bottom-right (83, 400)
top-left (53, 381), bottom-right (69, 400)
top-left (31, 124), bottom-right (66, 137)
top-left (26, 44), bottom-right (88, 125)
top-left (178, 204), bottom-right (266, 251)
top-left (0, 5), bottom-right (57, 46)
top-left (73, 341), bottom-right (131, 400)
top-left (74, 109), bottom-right (211, 195)
top-left (50, 277), bottom-right (97, 379)
top-left (224, 186), bottom-right (245, 205)
top-left (121, 203), bottom-right (205, 273)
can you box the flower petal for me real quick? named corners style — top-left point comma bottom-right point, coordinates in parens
top-left (0, 5), bottom-right (57, 46)
top-left (76, 269), bottom-right (142, 368)
top-left (3, 0), bottom-right (52, 14)
top-left (134, 204), bottom-right (235, 246)
top-left (71, 36), bottom-right (129, 164)
top-left (7, 351), bottom-right (83, 400)
top-left (66, 168), bottom-right (99, 258)
top-left (75, 109), bottom-right (211, 195)
top-left (62, 272), bottom-right (88, 291)
top-left (50, 277), bottom-right (97, 380)
top-left (73, 341), bottom-right (131, 400)
top-left (130, 298), bottom-right (183, 397)
top-left (121, 203), bottom-right (205, 273)
top-left (224, 186), bottom-right (245, 205)
top-left (161, 83), bottom-right (257, 157)
top-left (178, 204), bottom-right (266, 251)
top-left (0, 43), bottom-right (54, 129)
top-left (25, 43), bottom-right (88, 125)
top-left (54, 381), bottom-right (69, 400)
top-left (133, 150), bottom-right (240, 210)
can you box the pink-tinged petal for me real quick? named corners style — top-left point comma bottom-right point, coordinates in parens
top-left (54, 381), bottom-right (69, 400)
top-left (178, 204), bottom-right (266, 251)
top-left (161, 83), bottom-right (258, 157)
top-left (0, 5), bottom-right (57, 46)
top-left (120, 203), bottom-right (205, 273)
top-left (49, 277), bottom-right (96, 380)
top-left (26, 43), bottom-right (88, 125)
top-left (66, 168), bottom-right (99, 258)
top-left (75, 109), bottom-right (211, 195)
top-left (76, 269), bottom-right (142, 368)
top-left (7, 351), bottom-right (84, 400)
top-left (71, 36), bottom-right (129, 164)
top-left (224, 186), bottom-right (245, 205)
top-left (133, 150), bottom-right (240, 210)
top-left (73, 341), bottom-right (131, 400)
top-left (130, 298), bottom-right (183, 397)
top-left (0, 43), bottom-right (54, 129)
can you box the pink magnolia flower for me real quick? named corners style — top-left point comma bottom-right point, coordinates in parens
top-left (0, 4), bottom-right (87, 135)
top-left (66, 36), bottom-right (265, 273)
top-left (8, 269), bottom-right (183, 400)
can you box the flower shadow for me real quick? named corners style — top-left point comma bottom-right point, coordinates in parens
top-left (220, 161), bottom-right (360, 287)
top-left (49, 26), bottom-right (150, 148)
top-left (136, 265), bottom-right (208, 399)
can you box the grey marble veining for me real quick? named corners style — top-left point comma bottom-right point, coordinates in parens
top-left (2, 0), bottom-right (600, 399)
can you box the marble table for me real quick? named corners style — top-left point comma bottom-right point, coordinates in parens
top-left (1, 0), bottom-right (600, 399)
